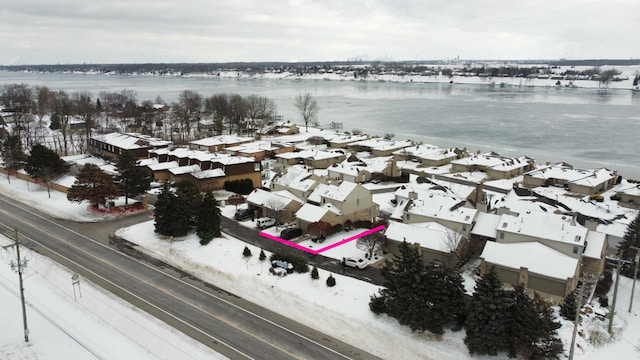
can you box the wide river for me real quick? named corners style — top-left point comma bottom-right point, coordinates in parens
top-left (2, 70), bottom-right (639, 178)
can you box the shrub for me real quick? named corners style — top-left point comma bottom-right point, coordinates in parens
top-left (259, 249), bottom-right (266, 261)
top-left (332, 223), bottom-right (343, 234)
top-left (270, 252), bottom-right (309, 273)
top-left (311, 266), bottom-right (319, 280)
top-left (243, 246), bottom-right (252, 258)
top-left (326, 274), bottom-right (336, 287)
top-left (369, 294), bottom-right (387, 314)
top-left (224, 179), bottom-right (255, 195)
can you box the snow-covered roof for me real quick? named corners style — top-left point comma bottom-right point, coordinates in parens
top-left (92, 132), bottom-right (171, 149)
top-left (385, 221), bottom-right (461, 253)
top-left (311, 181), bottom-right (359, 202)
top-left (276, 149), bottom-right (343, 161)
top-left (148, 160), bottom-right (179, 171)
top-left (349, 138), bottom-right (412, 152)
top-left (471, 212), bottom-right (502, 238)
top-left (189, 135), bottom-right (253, 147)
top-left (296, 203), bottom-right (330, 223)
top-left (481, 241), bottom-right (579, 280)
top-left (272, 168), bottom-right (317, 192)
top-left (583, 231), bottom-right (607, 259)
top-left (190, 168), bottom-right (225, 179)
top-left (169, 164), bottom-right (201, 175)
top-left (393, 144), bottom-right (458, 161)
top-left (497, 212), bottom-right (588, 246)
top-left (404, 190), bottom-right (477, 225)
top-left (246, 188), bottom-right (303, 208)
top-left (328, 134), bottom-right (369, 145)
top-left (451, 152), bottom-right (533, 171)
top-left (329, 156), bottom-right (393, 176)
top-left (149, 148), bottom-right (257, 165)
top-left (525, 163), bottom-right (616, 185)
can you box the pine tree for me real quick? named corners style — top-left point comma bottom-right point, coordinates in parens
top-left (154, 183), bottom-right (178, 236)
top-left (196, 191), bottom-right (221, 245)
top-left (311, 266), bottom-right (319, 280)
top-left (25, 143), bottom-right (70, 197)
top-left (560, 290), bottom-right (578, 320)
top-left (259, 249), bottom-right (266, 261)
top-left (172, 181), bottom-right (199, 237)
top-left (464, 267), bottom-right (511, 356)
top-left (243, 246), bottom-right (252, 257)
top-left (0, 135), bottom-right (27, 182)
top-left (619, 212), bottom-right (640, 277)
top-left (423, 262), bottom-right (467, 334)
top-left (67, 163), bottom-right (118, 208)
top-left (326, 274), bottom-right (336, 287)
top-left (527, 293), bottom-right (563, 360)
top-left (114, 150), bottom-right (152, 205)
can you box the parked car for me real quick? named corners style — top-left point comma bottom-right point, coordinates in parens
top-left (234, 209), bottom-right (252, 221)
top-left (256, 217), bottom-right (276, 229)
top-left (343, 257), bottom-right (367, 269)
top-left (280, 227), bottom-right (303, 240)
top-left (271, 259), bottom-right (294, 273)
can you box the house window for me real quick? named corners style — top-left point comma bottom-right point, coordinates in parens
top-left (357, 198), bottom-right (360, 206)
top-left (254, 163), bottom-right (260, 171)
top-left (499, 232), bottom-right (504, 239)
top-left (406, 214), bottom-right (410, 220)
top-left (462, 224), bottom-right (467, 232)
top-left (573, 246), bottom-right (579, 254)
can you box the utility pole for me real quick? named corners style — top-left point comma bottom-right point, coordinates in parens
top-left (609, 250), bottom-right (623, 335)
top-left (629, 246), bottom-right (640, 313)
top-left (569, 275), bottom-right (596, 360)
top-left (2, 229), bottom-right (30, 342)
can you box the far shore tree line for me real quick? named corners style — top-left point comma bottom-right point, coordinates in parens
top-left (0, 83), bottom-right (320, 152)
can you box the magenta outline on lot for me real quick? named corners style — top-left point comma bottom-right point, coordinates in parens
top-left (259, 225), bottom-right (385, 255)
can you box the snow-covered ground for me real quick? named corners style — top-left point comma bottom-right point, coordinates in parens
top-left (2, 174), bottom-right (640, 359)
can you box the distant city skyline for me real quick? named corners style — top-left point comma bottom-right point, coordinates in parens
top-left (1, 0), bottom-right (638, 65)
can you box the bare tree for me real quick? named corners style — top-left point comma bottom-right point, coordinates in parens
top-left (294, 92), bottom-right (319, 132)
top-left (443, 229), bottom-right (466, 268)
top-left (205, 94), bottom-right (230, 135)
top-left (356, 231), bottom-right (386, 259)
top-left (50, 90), bottom-right (72, 156)
top-left (1, 83), bottom-right (34, 140)
top-left (265, 198), bottom-right (288, 228)
top-left (72, 91), bottom-right (96, 149)
top-left (245, 95), bottom-right (277, 136)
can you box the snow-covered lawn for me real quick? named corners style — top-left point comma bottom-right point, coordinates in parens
top-left (0, 234), bottom-right (225, 360)
top-left (2, 174), bottom-right (640, 359)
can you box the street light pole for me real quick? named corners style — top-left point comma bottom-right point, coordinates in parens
top-left (2, 229), bottom-right (30, 342)
top-left (609, 250), bottom-right (623, 335)
top-left (629, 246), bottom-right (639, 313)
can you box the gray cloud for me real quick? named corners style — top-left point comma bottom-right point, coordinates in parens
top-left (0, 0), bottom-right (637, 64)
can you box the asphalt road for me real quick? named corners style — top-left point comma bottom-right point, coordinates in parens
top-left (0, 193), bottom-right (381, 360)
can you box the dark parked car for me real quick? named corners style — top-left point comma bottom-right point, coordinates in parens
top-left (234, 209), bottom-right (252, 221)
top-left (280, 227), bottom-right (303, 240)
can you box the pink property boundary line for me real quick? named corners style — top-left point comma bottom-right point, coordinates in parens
top-left (259, 225), bottom-right (385, 255)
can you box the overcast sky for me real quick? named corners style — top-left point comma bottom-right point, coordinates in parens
top-left (1, 0), bottom-right (638, 65)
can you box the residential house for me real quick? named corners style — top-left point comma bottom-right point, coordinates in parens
top-left (347, 138), bottom-right (413, 157)
top-left (275, 149), bottom-right (346, 169)
top-left (480, 241), bottom-right (580, 303)
top-left (615, 183), bottom-right (640, 204)
top-left (385, 221), bottom-right (466, 267)
top-left (327, 156), bottom-right (400, 183)
top-left (147, 147), bottom-right (262, 190)
top-left (271, 167), bottom-right (322, 201)
top-left (522, 163), bottom-right (618, 195)
top-left (88, 132), bottom-right (172, 160)
top-left (327, 134), bottom-right (369, 149)
top-left (189, 135), bottom-right (253, 153)
top-left (224, 141), bottom-right (295, 161)
top-left (450, 152), bottom-right (535, 180)
top-left (393, 144), bottom-right (462, 167)
top-left (299, 181), bottom-right (379, 230)
top-left (246, 188), bottom-right (304, 223)
top-left (398, 189), bottom-right (478, 237)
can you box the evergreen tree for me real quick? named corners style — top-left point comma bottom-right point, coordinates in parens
top-left (422, 262), bottom-right (467, 334)
top-left (464, 267), bottom-right (511, 356)
top-left (154, 183), bottom-right (178, 236)
top-left (114, 150), bottom-right (152, 204)
top-left (560, 290), bottom-right (578, 320)
top-left (326, 274), bottom-right (336, 287)
top-left (243, 246), bottom-right (252, 257)
top-left (311, 266), bottom-right (319, 280)
top-left (0, 135), bottom-right (27, 183)
top-left (619, 212), bottom-right (640, 277)
top-left (196, 191), bottom-right (221, 245)
top-left (259, 249), bottom-right (266, 261)
top-left (24, 143), bottom-right (70, 197)
top-left (172, 181), bottom-right (199, 236)
top-left (527, 293), bottom-right (563, 360)
top-left (67, 163), bottom-right (118, 208)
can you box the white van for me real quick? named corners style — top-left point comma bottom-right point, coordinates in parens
top-left (256, 217), bottom-right (276, 229)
